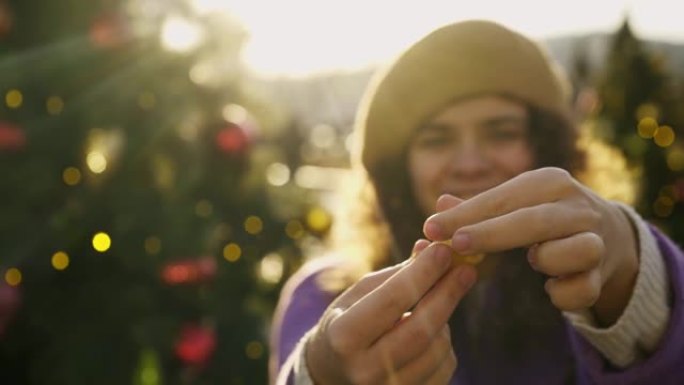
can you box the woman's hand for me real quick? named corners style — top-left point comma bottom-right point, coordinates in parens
top-left (423, 167), bottom-right (639, 326)
top-left (305, 241), bottom-right (477, 385)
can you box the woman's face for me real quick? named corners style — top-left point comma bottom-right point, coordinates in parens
top-left (408, 96), bottom-right (534, 216)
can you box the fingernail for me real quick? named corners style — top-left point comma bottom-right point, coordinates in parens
top-left (424, 220), bottom-right (444, 240)
top-left (457, 266), bottom-right (476, 290)
top-left (527, 246), bottom-right (538, 269)
top-left (452, 233), bottom-right (471, 253)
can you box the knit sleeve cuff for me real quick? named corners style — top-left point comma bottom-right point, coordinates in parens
top-left (292, 329), bottom-right (317, 385)
top-left (563, 201), bottom-right (670, 368)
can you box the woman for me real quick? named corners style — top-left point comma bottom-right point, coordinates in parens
top-left (270, 20), bottom-right (683, 384)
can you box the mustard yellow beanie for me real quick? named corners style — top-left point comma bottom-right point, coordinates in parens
top-left (354, 20), bottom-right (572, 171)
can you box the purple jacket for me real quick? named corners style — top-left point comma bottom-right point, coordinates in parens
top-left (270, 226), bottom-right (684, 384)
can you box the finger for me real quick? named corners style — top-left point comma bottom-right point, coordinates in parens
top-left (423, 345), bottom-right (458, 385)
top-left (413, 239), bottom-right (431, 255)
top-left (336, 263), bottom-right (406, 309)
top-left (424, 167), bottom-right (577, 241)
top-left (435, 194), bottom-right (463, 212)
top-left (545, 269), bottom-right (602, 311)
top-left (391, 326), bottom-right (453, 384)
top-left (371, 264), bottom-right (476, 367)
top-left (529, 232), bottom-right (604, 276)
top-left (447, 202), bottom-right (598, 255)
top-left (330, 243), bottom-right (453, 351)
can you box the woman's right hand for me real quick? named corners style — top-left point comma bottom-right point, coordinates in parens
top-left (305, 240), bottom-right (477, 385)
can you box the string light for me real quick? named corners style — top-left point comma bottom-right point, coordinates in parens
top-left (266, 163), bottom-right (290, 186)
top-left (86, 151), bottom-right (108, 173)
top-left (258, 253), bottom-right (284, 284)
top-left (654, 125), bottom-right (675, 148)
top-left (51, 251), bottom-right (70, 270)
top-left (285, 220), bottom-right (305, 239)
top-left (92, 232), bottom-right (112, 252)
top-left (4, 268), bottom-right (21, 286)
top-left (667, 147), bottom-right (684, 171)
top-left (637, 117), bottom-right (658, 139)
top-left (245, 341), bottom-right (264, 359)
top-left (306, 207), bottom-right (331, 232)
top-left (244, 216), bottom-right (263, 235)
top-left (144, 236), bottom-right (162, 255)
top-left (46, 96), bottom-right (64, 115)
top-left (63, 167), bottom-right (82, 186)
top-left (653, 196), bottom-right (674, 218)
top-left (223, 243), bottom-right (241, 262)
top-left (195, 200), bottom-right (213, 218)
top-left (5, 89), bottom-right (22, 109)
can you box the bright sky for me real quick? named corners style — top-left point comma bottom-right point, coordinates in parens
top-left (191, 0), bottom-right (682, 78)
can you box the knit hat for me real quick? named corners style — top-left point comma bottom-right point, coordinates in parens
top-left (354, 20), bottom-right (572, 171)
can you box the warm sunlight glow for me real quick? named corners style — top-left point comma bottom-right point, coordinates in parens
top-left (222, 0), bottom-right (684, 78)
top-left (161, 16), bottom-right (203, 52)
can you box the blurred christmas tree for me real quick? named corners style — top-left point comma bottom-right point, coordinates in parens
top-left (589, 18), bottom-right (684, 243)
top-left (0, 1), bottom-right (322, 384)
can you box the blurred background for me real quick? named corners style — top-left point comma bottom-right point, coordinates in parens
top-left (0, 0), bottom-right (682, 384)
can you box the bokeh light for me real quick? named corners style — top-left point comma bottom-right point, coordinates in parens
top-left (5, 268), bottom-right (21, 286)
top-left (245, 341), bottom-right (264, 359)
top-left (92, 232), bottom-right (112, 252)
top-left (285, 220), bottom-right (305, 239)
top-left (86, 151), bottom-right (108, 173)
top-left (62, 167), bottom-right (82, 186)
top-left (5, 89), bottom-right (22, 109)
top-left (51, 251), bottom-right (70, 270)
top-left (258, 253), bottom-right (284, 284)
top-left (654, 125), bottom-right (675, 147)
top-left (667, 147), bottom-right (684, 171)
top-left (306, 207), bottom-right (331, 233)
top-left (161, 16), bottom-right (203, 52)
top-left (244, 215), bottom-right (263, 235)
top-left (195, 200), bottom-right (213, 218)
top-left (145, 236), bottom-right (162, 255)
top-left (653, 196), bottom-right (674, 217)
top-left (222, 104), bottom-right (248, 125)
top-left (138, 92), bottom-right (156, 110)
top-left (46, 96), bottom-right (64, 115)
top-left (223, 243), bottom-right (241, 262)
top-left (637, 117), bottom-right (658, 139)
top-left (266, 162), bottom-right (290, 186)
top-left (310, 124), bottom-right (336, 149)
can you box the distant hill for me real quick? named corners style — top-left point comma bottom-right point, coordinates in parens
top-left (254, 33), bottom-right (684, 131)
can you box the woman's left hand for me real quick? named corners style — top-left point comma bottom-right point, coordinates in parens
top-left (423, 167), bottom-right (639, 325)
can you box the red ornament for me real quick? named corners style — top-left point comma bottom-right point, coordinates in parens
top-left (175, 324), bottom-right (216, 366)
top-left (89, 13), bottom-right (129, 49)
top-left (0, 284), bottom-right (21, 338)
top-left (0, 1), bottom-right (13, 39)
top-left (0, 121), bottom-right (26, 151)
top-left (161, 257), bottom-right (217, 285)
top-left (216, 123), bottom-right (249, 154)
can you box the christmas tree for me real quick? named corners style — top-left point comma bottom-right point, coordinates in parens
top-left (592, 18), bottom-right (684, 243)
top-left (0, 1), bottom-right (320, 384)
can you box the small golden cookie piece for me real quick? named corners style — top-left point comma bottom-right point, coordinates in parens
top-left (439, 240), bottom-right (484, 266)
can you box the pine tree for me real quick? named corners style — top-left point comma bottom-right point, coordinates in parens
top-left (595, 18), bottom-right (684, 243)
top-left (0, 1), bottom-right (312, 384)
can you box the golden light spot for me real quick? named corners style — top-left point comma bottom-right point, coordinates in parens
top-left (86, 151), bottom-right (108, 173)
top-left (63, 167), bottom-right (82, 186)
top-left (667, 148), bottom-right (684, 171)
top-left (92, 232), bottom-right (112, 252)
top-left (138, 92), bottom-right (156, 110)
top-left (653, 196), bottom-right (674, 218)
top-left (635, 103), bottom-right (659, 121)
top-left (637, 117), bottom-right (658, 139)
top-left (266, 162), bottom-right (290, 186)
top-left (51, 251), bottom-right (70, 270)
top-left (306, 207), bottom-right (331, 233)
top-left (144, 237), bottom-right (161, 255)
top-left (223, 243), bottom-right (241, 262)
top-left (285, 220), bottom-right (305, 239)
top-left (244, 216), bottom-right (263, 235)
top-left (245, 341), bottom-right (264, 359)
top-left (5, 268), bottom-right (21, 286)
top-left (195, 200), bottom-right (213, 218)
top-left (660, 185), bottom-right (678, 201)
top-left (46, 96), bottom-right (64, 115)
top-left (222, 104), bottom-right (248, 125)
top-left (5, 89), bottom-right (22, 109)
top-left (654, 125), bottom-right (675, 148)
top-left (258, 253), bottom-right (284, 284)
